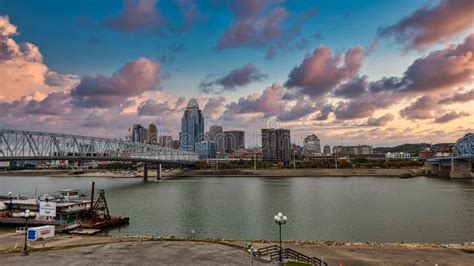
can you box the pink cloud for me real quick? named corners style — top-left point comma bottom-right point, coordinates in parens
top-left (284, 46), bottom-right (363, 99)
top-left (378, 0), bottom-right (473, 50)
top-left (71, 57), bottom-right (160, 108)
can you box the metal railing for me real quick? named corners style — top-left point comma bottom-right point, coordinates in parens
top-left (256, 245), bottom-right (328, 265)
top-left (0, 129), bottom-right (198, 164)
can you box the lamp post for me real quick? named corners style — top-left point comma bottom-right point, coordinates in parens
top-left (20, 209), bottom-right (35, 256)
top-left (273, 212), bottom-right (287, 263)
top-left (8, 192), bottom-right (12, 216)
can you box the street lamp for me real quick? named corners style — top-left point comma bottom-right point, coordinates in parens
top-left (20, 209), bottom-right (35, 256)
top-left (8, 192), bottom-right (12, 216)
top-left (273, 212), bottom-right (288, 263)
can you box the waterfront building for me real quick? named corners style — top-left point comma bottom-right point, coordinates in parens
top-left (323, 144), bottom-right (331, 155)
top-left (132, 124), bottom-right (148, 143)
top-left (148, 123), bottom-right (158, 144)
top-left (262, 128), bottom-right (291, 162)
top-left (333, 145), bottom-right (373, 156)
top-left (195, 141), bottom-right (217, 159)
top-left (386, 152), bottom-right (411, 159)
top-left (224, 130), bottom-right (245, 154)
top-left (303, 134), bottom-right (321, 157)
top-left (158, 135), bottom-right (173, 147)
top-left (207, 125), bottom-right (225, 155)
top-left (228, 147), bottom-right (262, 160)
top-left (180, 99), bottom-right (204, 152)
top-left (419, 149), bottom-right (434, 159)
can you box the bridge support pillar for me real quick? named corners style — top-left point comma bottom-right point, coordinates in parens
top-left (157, 164), bottom-right (162, 180)
top-left (424, 162), bottom-right (439, 175)
top-left (450, 160), bottom-right (473, 178)
top-left (438, 163), bottom-right (450, 177)
top-left (143, 163), bottom-right (148, 181)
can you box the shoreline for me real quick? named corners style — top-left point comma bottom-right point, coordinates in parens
top-left (0, 167), bottom-right (428, 178)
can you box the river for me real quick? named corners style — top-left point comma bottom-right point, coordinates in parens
top-left (1, 175), bottom-right (473, 243)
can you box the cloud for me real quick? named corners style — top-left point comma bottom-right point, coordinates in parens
top-left (0, 16), bottom-right (78, 101)
top-left (433, 111), bottom-right (469, 123)
top-left (438, 89), bottom-right (474, 104)
top-left (199, 63), bottom-right (267, 93)
top-left (333, 75), bottom-right (369, 98)
top-left (106, 0), bottom-right (162, 32)
top-left (315, 104), bottom-right (333, 121)
top-left (277, 99), bottom-right (314, 121)
top-left (24, 92), bottom-right (71, 115)
top-left (333, 92), bottom-right (396, 120)
top-left (318, 35), bottom-right (474, 121)
top-left (378, 0), bottom-right (473, 50)
top-left (106, 0), bottom-right (201, 34)
top-left (364, 114), bottom-right (395, 126)
top-left (137, 99), bottom-right (171, 116)
top-left (284, 46), bottom-right (363, 99)
top-left (399, 33), bottom-right (474, 93)
top-left (222, 83), bottom-right (285, 118)
top-left (203, 96), bottom-right (226, 118)
top-left (399, 95), bottom-right (441, 120)
top-left (217, 0), bottom-right (316, 58)
top-left (71, 57), bottom-right (160, 108)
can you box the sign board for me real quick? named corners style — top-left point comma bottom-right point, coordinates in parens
top-left (39, 201), bottom-right (56, 217)
top-left (27, 226), bottom-right (55, 241)
top-left (0, 161), bottom-right (9, 168)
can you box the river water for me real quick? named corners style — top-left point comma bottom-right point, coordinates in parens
top-left (0, 176), bottom-right (473, 243)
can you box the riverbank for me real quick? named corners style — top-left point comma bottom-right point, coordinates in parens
top-left (0, 168), bottom-right (426, 178)
top-left (174, 168), bottom-right (425, 178)
top-left (0, 232), bottom-right (472, 265)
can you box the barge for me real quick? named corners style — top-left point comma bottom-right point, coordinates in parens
top-left (0, 183), bottom-right (129, 232)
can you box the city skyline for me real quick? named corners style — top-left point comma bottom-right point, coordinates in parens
top-left (0, 0), bottom-right (473, 147)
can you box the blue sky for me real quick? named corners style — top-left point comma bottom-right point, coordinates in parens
top-left (1, 0), bottom-right (427, 97)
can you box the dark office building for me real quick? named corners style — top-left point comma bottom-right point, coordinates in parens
top-left (224, 130), bottom-right (245, 154)
top-left (262, 128), bottom-right (291, 162)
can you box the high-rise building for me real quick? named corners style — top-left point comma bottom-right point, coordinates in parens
top-left (132, 124), bottom-right (148, 143)
top-left (148, 123), bottom-right (157, 144)
top-left (207, 125), bottom-right (225, 155)
top-left (158, 135), bottom-right (173, 147)
top-left (195, 141), bottom-right (217, 159)
top-left (303, 134), bottom-right (321, 157)
top-left (180, 99), bottom-right (204, 152)
top-left (262, 128), bottom-right (291, 162)
top-left (224, 130), bottom-right (245, 154)
top-left (323, 144), bottom-right (331, 155)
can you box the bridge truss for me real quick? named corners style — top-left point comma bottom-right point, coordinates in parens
top-left (0, 129), bottom-right (198, 164)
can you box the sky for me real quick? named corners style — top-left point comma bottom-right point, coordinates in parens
top-left (0, 0), bottom-right (473, 147)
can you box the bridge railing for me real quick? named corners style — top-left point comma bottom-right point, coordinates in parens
top-left (0, 129), bottom-right (198, 163)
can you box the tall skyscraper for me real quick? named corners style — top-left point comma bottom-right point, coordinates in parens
top-left (303, 134), bottom-right (321, 157)
top-left (262, 128), bottom-right (291, 162)
top-left (132, 124), bottom-right (148, 143)
top-left (208, 125), bottom-right (225, 155)
top-left (180, 99), bottom-right (204, 152)
top-left (224, 130), bottom-right (245, 154)
top-left (148, 123), bottom-right (157, 144)
top-left (323, 144), bottom-right (331, 155)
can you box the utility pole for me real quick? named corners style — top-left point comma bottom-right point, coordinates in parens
top-left (335, 151), bottom-right (338, 169)
top-left (293, 150), bottom-right (296, 170)
top-left (254, 151), bottom-right (257, 171)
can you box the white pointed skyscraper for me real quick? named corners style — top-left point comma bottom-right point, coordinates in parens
top-left (180, 99), bottom-right (204, 152)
